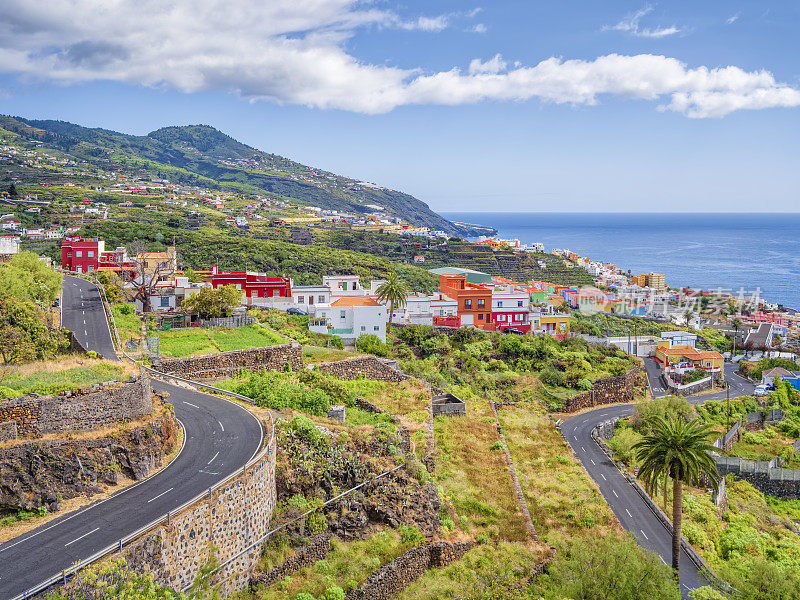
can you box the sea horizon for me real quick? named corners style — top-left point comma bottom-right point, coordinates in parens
top-left (441, 211), bottom-right (800, 310)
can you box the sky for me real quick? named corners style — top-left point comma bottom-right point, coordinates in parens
top-left (0, 1), bottom-right (798, 213)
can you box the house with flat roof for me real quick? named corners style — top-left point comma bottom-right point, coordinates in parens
top-left (438, 274), bottom-right (493, 330)
top-left (308, 296), bottom-right (387, 343)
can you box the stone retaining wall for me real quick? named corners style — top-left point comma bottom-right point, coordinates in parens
top-left (662, 371), bottom-right (724, 396)
top-left (345, 541), bottom-right (475, 600)
top-left (314, 356), bottom-right (409, 382)
top-left (561, 367), bottom-right (641, 413)
top-left (0, 376), bottom-right (153, 439)
top-left (158, 344), bottom-right (302, 378)
top-left (124, 433), bottom-right (277, 595)
top-left (250, 532), bottom-right (332, 590)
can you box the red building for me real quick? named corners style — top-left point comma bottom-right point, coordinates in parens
top-left (62, 237), bottom-right (130, 273)
top-left (210, 267), bottom-right (292, 305)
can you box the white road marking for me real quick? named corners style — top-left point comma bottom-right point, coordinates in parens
top-left (600, 473), bottom-right (606, 480)
top-left (64, 527), bottom-right (99, 547)
top-left (661, 557), bottom-right (667, 565)
top-left (640, 529), bottom-right (649, 540)
top-left (625, 508), bottom-right (633, 518)
top-left (146, 487), bottom-right (174, 503)
top-left (573, 436), bottom-right (577, 441)
top-left (199, 469), bottom-right (219, 476)
top-left (590, 459), bottom-right (596, 465)
top-left (207, 452), bottom-right (219, 465)
top-left (612, 489), bottom-right (618, 497)
top-left (218, 420), bottom-right (225, 432)
top-left (183, 401), bottom-right (199, 408)
top-left (581, 446), bottom-right (586, 453)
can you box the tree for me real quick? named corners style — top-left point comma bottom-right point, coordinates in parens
top-left (8, 183), bottom-right (18, 197)
top-left (118, 241), bottom-right (176, 313)
top-left (732, 318), bottom-right (742, 357)
top-left (0, 251), bottom-right (62, 307)
top-left (634, 415), bottom-right (719, 579)
top-left (182, 285), bottom-right (241, 319)
top-left (375, 272), bottom-right (410, 328)
top-left (183, 268), bottom-right (203, 283)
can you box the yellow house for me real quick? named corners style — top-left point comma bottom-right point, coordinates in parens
top-left (539, 314), bottom-right (570, 339)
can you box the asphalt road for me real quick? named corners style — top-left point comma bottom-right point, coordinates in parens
top-left (566, 358), bottom-right (757, 598)
top-left (61, 275), bottom-right (119, 361)
top-left (0, 280), bottom-right (265, 600)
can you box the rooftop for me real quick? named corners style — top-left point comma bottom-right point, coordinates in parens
top-left (331, 297), bottom-right (381, 307)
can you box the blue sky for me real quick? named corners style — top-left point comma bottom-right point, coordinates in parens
top-left (0, 1), bottom-right (798, 213)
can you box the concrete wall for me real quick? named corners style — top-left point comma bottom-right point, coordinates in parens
top-left (0, 376), bottom-right (153, 439)
top-left (124, 436), bottom-right (277, 595)
top-left (158, 344), bottom-right (303, 378)
top-left (313, 356), bottom-right (410, 382)
top-left (562, 367), bottom-right (641, 413)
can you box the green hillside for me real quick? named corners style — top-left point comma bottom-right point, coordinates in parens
top-left (0, 115), bottom-right (490, 235)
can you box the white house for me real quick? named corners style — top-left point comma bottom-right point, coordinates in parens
top-left (0, 235), bottom-right (20, 256)
top-left (491, 287), bottom-right (531, 332)
top-left (293, 285), bottom-right (332, 312)
top-left (308, 297), bottom-right (387, 343)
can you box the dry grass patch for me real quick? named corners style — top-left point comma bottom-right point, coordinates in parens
top-left (497, 402), bottom-right (619, 541)
top-left (435, 396), bottom-right (528, 542)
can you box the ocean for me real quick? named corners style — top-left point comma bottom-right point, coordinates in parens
top-left (440, 212), bottom-right (800, 310)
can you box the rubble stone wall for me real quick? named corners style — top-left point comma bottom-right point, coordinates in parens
top-left (314, 356), bottom-right (409, 382)
top-left (0, 376), bottom-right (153, 439)
top-left (561, 367), bottom-right (642, 413)
top-left (345, 541), bottom-right (475, 600)
top-left (249, 532), bottom-right (332, 590)
top-left (158, 344), bottom-right (302, 378)
top-left (124, 435), bottom-right (277, 595)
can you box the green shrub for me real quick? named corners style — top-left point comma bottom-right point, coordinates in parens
top-left (489, 441), bottom-right (504, 451)
top-left (287, 415), bottom-right (325, 447)
top-left (400, 525), bottom-right (425, 547)
top-left (355, 334), bottom-right (390, 357)
top-left (319, 587), bottom-right (345, 600)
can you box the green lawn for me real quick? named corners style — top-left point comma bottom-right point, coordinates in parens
top-left (0, 361), bottom-right (130, 399)
top-left (157, 325), bottom-right (285, 358)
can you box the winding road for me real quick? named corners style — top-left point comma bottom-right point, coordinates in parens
top-left (0, 278), bottom-right (264, 599)
top-left (564, 357), bottom-right (755, 597)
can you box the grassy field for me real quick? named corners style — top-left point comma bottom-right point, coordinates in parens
top-left (0, 358), bottom-right (133, 399)
top-left (111, 305), bottom-right (143, 343)
top-left (251, 529), bottom-right (412, 600)
top-left (301, 346), bottom-right (360, 364)
top-left (156, 324), bottom-right (285, 358)
top-left (497, 402), bottom-right (618, 541)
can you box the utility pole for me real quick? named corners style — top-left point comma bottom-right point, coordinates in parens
top-left (726, 386), bottom-right (730, 428)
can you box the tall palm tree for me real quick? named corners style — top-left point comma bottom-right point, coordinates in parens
top-left (634, 415), bottom-right (719, 580)
top-left (375, 272), bottom-right (410, 328)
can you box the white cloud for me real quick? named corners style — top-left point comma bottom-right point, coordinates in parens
top-left (604, 5), bottom-right (685, 38)
top-left (468, 54), bottom-right (506, 75)
top-left (470, 23), bottom-right (488, 34)
top-left (0, 1), bottom-right (797, 118)
top-left (726, 13), bottom-right (740, 25)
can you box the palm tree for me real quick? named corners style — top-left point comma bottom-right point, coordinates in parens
top-left (375, 272), bottom-right (410, 329)
top-left (634, 415), bottom-right (719, 580)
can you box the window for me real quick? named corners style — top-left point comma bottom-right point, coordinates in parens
top-left (464, 299), bottom-right (472, 309)
top-left (478, 313), bottom-right (483, 321)
top-left (497, 301), bottom-right (503, 307)
top-left (340, 310), bottom-right (346, 319)
top-left (298, 296), bottom-right (304, 304)
top-left (374, 326), bottom-right (379, 331)
top-left (498, 314), bottom-right (506, 322)
top-left (477, 298), bottom-right (485, 308)
top-left (342, 282), bottom-right (348, 291)
top-left (318, 295), bottom-right (325, 303)
top-left (76, 250), bottom-right (82, 257)
top-left (361, 325), bottom-right (366, 331)
top-left (309, 296), bottom-right (314, 304)
top-left (88, 250), bottom-right (94, 257)
top-left (160, 296), bottom-right (170, 307)
top-left (517, 300), bottom-right (523, 307)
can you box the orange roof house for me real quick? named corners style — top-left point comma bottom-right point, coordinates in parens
top-left (439, 274), bottom-right (493, 330)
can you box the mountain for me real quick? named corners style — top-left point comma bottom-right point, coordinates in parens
top-left (0, 115), bottom-right (494, 236)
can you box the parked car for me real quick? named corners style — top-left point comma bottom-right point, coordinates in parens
top-left (753, 384), bottom-right (770, 397)
top-left (504, 327), bottom-right (524, 335)
top-left (287, 307), bottom-right (308, 316)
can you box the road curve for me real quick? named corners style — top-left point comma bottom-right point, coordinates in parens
top-left (565, 359), bottom-right (756, 598)
top-left (0, 280), bottom-right (265, 599)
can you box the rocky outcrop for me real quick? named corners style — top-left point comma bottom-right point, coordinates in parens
top-left (0, 412), bottom-right (178, 511)
top-left (158, 344), bottom-right (302, 378)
